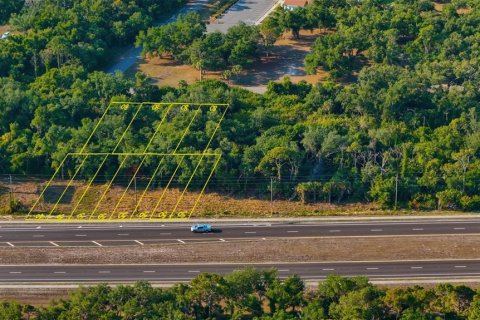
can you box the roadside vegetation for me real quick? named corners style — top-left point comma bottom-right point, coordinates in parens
top-left (2, 272), bottom-right (480, 319)
top-left (0, 0), bottom-right (479, 213)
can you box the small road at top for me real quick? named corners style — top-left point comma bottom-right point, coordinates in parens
top-left (207, 0), bottom-right (279, 33)
top-left (106, 0), bottom-right (212, 74)
top-left (107, 0), bottom-right (280, 74)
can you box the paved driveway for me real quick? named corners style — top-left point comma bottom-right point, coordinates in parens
top-left (207, 0), bottom-right (279, 33)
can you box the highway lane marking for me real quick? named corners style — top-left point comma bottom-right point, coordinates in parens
top-left (134, 240), bottom-right (144, 245)
top-left (54, 272), bottom-right (66, 274)
top-left (117, 233), bottom-right (129, 236)
top-left (455, 266), bottom-right (467, 268)
top-left (75, 234), bottom-right (87, 237)
top-left (329, 230), bottom-right (341, 232)
top-left (322, 268), bottom-right (335, 271)
top-left (160, 233), bottom-right (172, 235)
top-left (367, 267), bottom-right (379, 270)
top-left (411, 267), bottom-right (423, 269)
top-left (36, 226), bottom-right (41, 229)
top-left (188, 270), bottom-right (201, 273)
top-left (177, 239), bottom-right (186, 244)
top-left (6, 242), bottom-right (14, 247)
top-left (412, 228), bottom-right (424, 231)
top-left (244, 232), bottom-right (257, 234)
top-left (98, 271), bottom-right (111, 274)
top-left (370, 229), bottom-right (383, 232)
top-left (219, 239), bottom-right (226, 242)
top-left (32, 235), bottom-right (44, 238)
top-left (278, 269), bottom-right (290, 272)
top-left (49, 242), bottom-right (59, 247)
top-left (9, 272), bottom-right (21, 274)
top-left (92, 241), bottom-right (103, 247)
top-left (287, 231), bottom-right (299, 233)
top-left (454, 227), bottom-right (466, 230)
top-left (143, 271), bottom-right (155, 273)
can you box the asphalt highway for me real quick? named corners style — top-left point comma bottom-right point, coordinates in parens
top-left (0, 218), bottom-right (479, 247)
top-left (1, 260), bottom-right (479, 283)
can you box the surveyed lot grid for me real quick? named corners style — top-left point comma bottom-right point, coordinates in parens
top-left (27, 102), bottom-right (228, 220)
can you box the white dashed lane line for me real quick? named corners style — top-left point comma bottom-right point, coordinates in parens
top-left (75, 234), bottom-right (87, 237)
top-left (143, 271), bottom-right (155, 273)
top-left (278, 269), bottom-right (290, 272)
top-left (160, 233), bottom-right (172, 235)
top-left (287, 231), bottom-right (299, 233)
top-left (9, 272), bottom-right (21, 274)
top-left (411, 266), bottom-right (423, 269)
top-left (370, 229), bottom-right (383, 232)
top-left (188, 270), bottom-right (200, 273)
top-left (244, 232), bottom-right (257, 234)
top-left (54, 272), bottom-right (66, 274)
top-left (32, 235), bottom-right (44, 238)
top-left (454, 227), bottom-right (466, 230)
top-left (329, 230), bottom-right (341, 233)
top-left (117, 233), bottom-right (129, 236)
top-left (98, 271), bottom-right (110, 274)
top-left (455, 266), bottom-right (467, 268)
top-left (322, 268), bottom-right (335, 271)
top-left (412, 228), bottom-right (424, 231)
top-left (366, 267), bottom-right (379, 270)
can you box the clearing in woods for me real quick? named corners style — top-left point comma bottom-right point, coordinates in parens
top-left (129, 29), bottom-right (329, 93)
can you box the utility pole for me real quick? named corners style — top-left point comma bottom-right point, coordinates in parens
top-left (270, 177), bottom-right (273, 214)
top-left (394, 173), bottom-right (398, 210)
top-left (9, 174), bottom-right (13, 204)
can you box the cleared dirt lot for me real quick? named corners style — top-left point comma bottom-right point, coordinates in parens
top-left (1, 235), bottom-right (479, 264)
top-left (132, 29), bottom-right (327, 93)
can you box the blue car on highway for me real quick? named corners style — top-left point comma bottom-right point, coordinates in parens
top-left (190, 224), bottom-right (212, 233)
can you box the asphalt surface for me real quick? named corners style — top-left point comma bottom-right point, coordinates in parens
top-left (106, 0), bottom-right (212, 73)
top-left (1, 219), bottom-right (480, 247)
top-left (207, 0), bottom-right (279, 33)
top-left (1, 260), bottom-right (480, 283)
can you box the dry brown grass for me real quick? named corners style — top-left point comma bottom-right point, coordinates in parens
top-left (0, 25), bottom-right (9, 34)
top-left (1, 235), bottom-right (479, 265)
top-left (2, 179), bottom-right (384, 218)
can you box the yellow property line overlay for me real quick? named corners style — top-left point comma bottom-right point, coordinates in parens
top-left (27, 102), bottom-right (228, 221)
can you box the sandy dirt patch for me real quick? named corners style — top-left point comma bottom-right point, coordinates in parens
top-left (132, 29), bottom-right (328, 93)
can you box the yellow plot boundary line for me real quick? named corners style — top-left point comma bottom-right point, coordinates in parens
top-left (134, 105), bottom-right (203, 219)
top-left (69, 102), bottom-right (144, 219)
top-left (27, 102), bottom-right (228, 220)
top-left (109, 104), bottom-right (174, 218)
top-left (188, 153), bottom-right (222, 218)
top-left (26, 103), bottom-right (115, 218)
top-left (86, 103), bottom-right (146, 219)
top-left (170, 105), bottom-right (229, 216)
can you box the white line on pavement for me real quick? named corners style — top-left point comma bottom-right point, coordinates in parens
top-left (287, 231), bottom-right (299, 233)
top-left (411, 267), bottom-right (423, 269)
top-left (177, 239), bottom-right (186, 244)
top-left (244, 232), bottom-right (257, 234)
top-left (117, 234), bottom-right (129, 236)
top-left (92, 241), bottom-right (103, 247)
top-left (412, 228), bottom-right (424, 231)
top-left (134, 240), bottom-right (144, 245)
top-left (329, 230), bottom-right (341, 232)
top-left (143, 271), bottom-right (155, 273)
top-left (98, 271), bottom-right (110, 274)
top-left (371, 229), bottom-right (383, 232)
top-left (50, 242), bottom-right (59, 247)
top-left (188, 270), bottom-right (200, 273)
top-left (32, 235), bottom-right (44, 238)
top-left (455, 266), bottom-right (467, 268)
top-left (219, 239), bottom-right (226, 242)
top-left (454, 227), bottom-right (466, 230)
top-left (9, 272), bottom-right (21, 274)
top-left (278, 269), bottom-right (290, 272)
top-left (54, 272), bottom-right (66, 274)
top-left (75, 234), bottom-right (87, 237)
top-left (322, 268), bottom-right (335, 271)
top-left (6, 242), bottom-right (14, 247)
